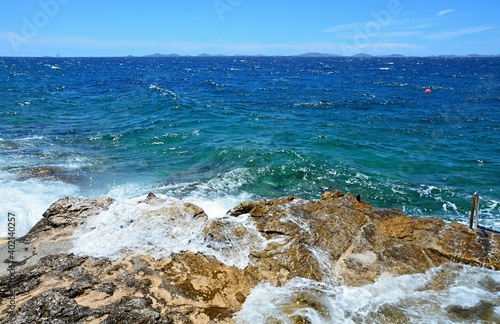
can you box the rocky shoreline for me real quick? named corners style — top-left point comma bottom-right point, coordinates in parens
top-left (1, 190), bottom-right (498, 323)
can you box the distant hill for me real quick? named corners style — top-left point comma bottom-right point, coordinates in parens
top-left (297, 52), bottom-right (342, 57)
top-left (142, 53), bottom-right (182, 57)
top-left (381, 54), bottom-right (406, 57)
top-left (197, 53), bottom-right (227, 57)
top-left (8, 52), bottom-right (500, 59)
top-left (352, 53), bottom-right (373, 57)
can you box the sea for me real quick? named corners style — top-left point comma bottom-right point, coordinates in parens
top-left (1, 56), bottom-right (499, 323)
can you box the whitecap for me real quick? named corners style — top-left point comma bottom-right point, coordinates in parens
top-left (149, 84), bottom-right (179, 99)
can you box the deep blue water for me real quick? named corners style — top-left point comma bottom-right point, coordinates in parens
top-left (1, 56), bottom-right (499, 235)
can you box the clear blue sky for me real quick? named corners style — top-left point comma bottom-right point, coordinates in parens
top-left (1, 0), bottom-right (499, 57)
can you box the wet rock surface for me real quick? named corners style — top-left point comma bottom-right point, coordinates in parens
top-left (1, 191), bottom-right (498, 322)
top-left (10, 166), bottom-right (80, 184)
top-left (227, 192), bottom-right (499, 286)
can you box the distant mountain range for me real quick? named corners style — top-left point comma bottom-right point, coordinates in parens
top-left (134, 52), bottom-right (500, 58)
top-left (31, 53), bottom-right (500, 59)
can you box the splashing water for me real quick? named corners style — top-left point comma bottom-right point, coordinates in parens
top-left (70, 192), bottom-right (267, 269)
top-left (234, 264), bottom-right (500, 324)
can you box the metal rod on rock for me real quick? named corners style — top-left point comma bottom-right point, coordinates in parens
top-left (469, 192), bottom-right (479, 229)
top-left (474, 194), bottom-right (479, 228)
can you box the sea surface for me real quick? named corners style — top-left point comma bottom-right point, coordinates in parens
top-left (1, 56), bottom-right (499, 322)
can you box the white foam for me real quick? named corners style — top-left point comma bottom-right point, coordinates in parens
top-left (159, 167), bottom-right (256, 218)
top-left (482, 199), bottom-right (499, 216)
top-left (71, 196), bottom-right (203, 260)
top-left (186, 193), bottom-right (252, 219)
top-left (472, 197), bottom-right (500, 231)
top-left (0, 174), bottom-right (79, 237)
top-left (412, 184), bottom-right (500, 231)
top-left (70, 192), bottom-right (267, 268)
top-left (196, 168), bottom-right (254, 195)
top-left (149, 84), bottom-right (179, 99)
top-left (234, 264), bottom-right (500, 323)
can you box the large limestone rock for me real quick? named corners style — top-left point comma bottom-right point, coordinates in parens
top-left (225, 191), bottom-right (499, 286)
top-left (0, 194), bottom-right (255, 323)
top-left (0, 191), bottom-right (498, 323)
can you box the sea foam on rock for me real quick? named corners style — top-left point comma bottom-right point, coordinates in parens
top-left (0, 190), bottom-right (498, 323)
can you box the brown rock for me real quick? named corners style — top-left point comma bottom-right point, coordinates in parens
top-left (14, 166), bottom-right (79, 183)
top-left (320, 189), bottom-right (344, 201)
top-left (1, 190), bottom-right (498, 322)
top-left (225, 191), bottom-right (499, 286)
top-left (27, 196), bottom-right (115, 237)
top-left (228, 196), bottom-right (297, 217)
top-left (138, 192), bottom-right (165, 205)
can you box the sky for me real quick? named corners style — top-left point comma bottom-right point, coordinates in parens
top-left (1, 0), bottom-right (499, 57)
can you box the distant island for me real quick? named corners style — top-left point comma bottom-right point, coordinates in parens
top-left (13, 53), bottom-right (500, 58)
top-left (131, 52), bottom-right (500, 58)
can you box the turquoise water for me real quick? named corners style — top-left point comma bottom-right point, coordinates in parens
top-left (1, 56), bottom-right (499, 235)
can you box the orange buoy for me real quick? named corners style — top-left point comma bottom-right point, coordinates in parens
top-left (425, 88), bottom-right (432, 94)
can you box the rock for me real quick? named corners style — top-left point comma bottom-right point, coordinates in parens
top-left (0, 252), bottom-right (252, 323)
top-left (320, 189), bottom-right (344, 201)
top-left (9, 290), bottom-right (90, 324)
top-left (14, 196), bottom-right (115, 268)
top-left (15, 166), bottom-right (79, 184)
top-left (227, 196), bottom-right (297, 217)
top-left (0, 197), bottom-right (116, 276)
top-left (27, 196), bottom-right (115, 237)
top-left (183, 202), bottom-right (207, 219)
top-left (226, 191), bottom-right (499, 286)
top-left (138, 192), bottom-right (166, 205)
top-left (0, 190), bottom-right (498, 322)
top-left (139, 192), bottom-right (207, 219)
top-left (30, 167), bottom-right (62, 177)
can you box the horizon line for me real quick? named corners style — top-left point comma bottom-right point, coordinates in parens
top-left (2, 52), bottom-right (500, 58)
